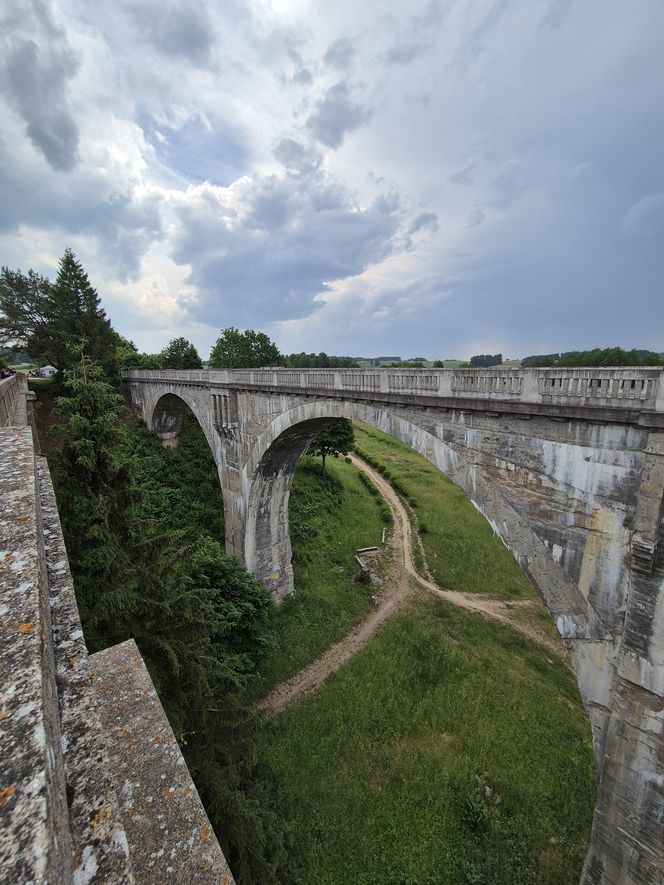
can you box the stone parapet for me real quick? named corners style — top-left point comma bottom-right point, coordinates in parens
top-left (89, 641), bottom-right (235, 884)
top-left (0, 426), bottom-right (74, 883)
top-left (1, 380), bottom-right (234, 883)
top-left (123, 366), bottom-right (664, 428)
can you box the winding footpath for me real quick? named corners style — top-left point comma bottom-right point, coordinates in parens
top-left (258, 454), bottom-right (564, 717)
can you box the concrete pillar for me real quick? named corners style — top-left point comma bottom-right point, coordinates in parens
top-left (241, 416), bottom-right (339, 600)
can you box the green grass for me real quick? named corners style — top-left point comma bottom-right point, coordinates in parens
top-left (253, 455), bottom-right (385, 696)
top-left (260, 596), bottom-right (596, 885)
top-left (354, 423), bottom-right (534, 600)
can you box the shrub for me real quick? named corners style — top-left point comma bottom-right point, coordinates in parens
top-left (461, 788), bottom-right (491, 834)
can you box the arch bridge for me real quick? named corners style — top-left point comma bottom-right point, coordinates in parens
top-left (124, 365), bottom-right (664, 885)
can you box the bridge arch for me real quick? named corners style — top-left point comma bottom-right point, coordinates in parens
top-left (242, 398), bottom-right (605, 644)
top-left (147, 389), bottom-right (218, 458)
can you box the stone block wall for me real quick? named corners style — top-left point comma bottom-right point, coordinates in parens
top-left (0, 383), bottom-right (235, 883)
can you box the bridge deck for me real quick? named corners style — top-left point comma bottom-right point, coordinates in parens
top-left (123, 367), bottom-right (664, 427)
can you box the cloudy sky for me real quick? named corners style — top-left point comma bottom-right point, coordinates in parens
top-left (1, 0), bottom-right (662, 360)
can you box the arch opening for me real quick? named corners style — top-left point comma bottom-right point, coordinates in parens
top-left (243, 399), bottom-right (612, 753)
top-left (151, 392), bottom-right (188, 447)
top-left (148, 390), bottom-right (219, 458)
top-left (245, 401), bottom-right (600, 633)
top-left (245, 416), bottom-right (346, 598)
top-left (147, 391), bottom-right (227, 543)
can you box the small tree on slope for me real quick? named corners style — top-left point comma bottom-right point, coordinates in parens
top-left (307, 418), bottom-right (354, 474)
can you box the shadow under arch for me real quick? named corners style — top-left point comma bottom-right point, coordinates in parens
top-left (150, 390), bottom-right (218, 457)
top-left (244, 399), bottom-right (607, 643)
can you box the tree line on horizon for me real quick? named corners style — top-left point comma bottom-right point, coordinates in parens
top-left (1, 250), bottom-right (661, 379)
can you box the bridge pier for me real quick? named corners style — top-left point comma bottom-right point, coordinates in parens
top-left (242, 416), bottom-right (343, 600)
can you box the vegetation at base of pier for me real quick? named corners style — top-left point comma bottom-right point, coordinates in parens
top-left (354, 423), bottom-right (534, 600)
top-left (248, 455), bottom-right (386, 698)
top-left (260, 595), bottom-right (596, 885)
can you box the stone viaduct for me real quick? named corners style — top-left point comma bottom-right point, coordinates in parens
top-left (125, 365), bottom-right (664, 885)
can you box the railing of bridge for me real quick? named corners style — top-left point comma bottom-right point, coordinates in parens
top-left (0, 373), bottom-right (28, 426)
top-left (123, 366), bottom-right (664, 411)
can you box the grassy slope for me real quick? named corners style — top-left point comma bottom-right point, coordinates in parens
top-left (258, 424), bottom-right (595, 884)
top-left (354, 422), bottom-right (534, 600)
top-left (262, 596), bottom-right (596, 885)
top-left (253, 456), bottom-right (385, 696)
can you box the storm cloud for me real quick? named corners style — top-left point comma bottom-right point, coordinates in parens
top-left (0, 0), bottom-right (661, 360)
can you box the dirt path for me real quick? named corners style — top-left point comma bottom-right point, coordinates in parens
top-left (257, 471), bottom-right (413, 717)
top-left (351, 455), bottom-right (564, 656)
top-left (259, 454), bottom-right (563, 717)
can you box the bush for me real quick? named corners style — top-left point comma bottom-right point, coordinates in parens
top-left (461, 788), bottom-right (491, 834)
top-left (380, 506), bottom-right (392, 525)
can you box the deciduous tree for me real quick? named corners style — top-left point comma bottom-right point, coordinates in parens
top-left (160, 336), bottom-right (203, 369)
top-left (307, 418), bottom-right (354, 473)
top-left (209, 327), bottom-right (283, 368)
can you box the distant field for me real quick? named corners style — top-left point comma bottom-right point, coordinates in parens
top-left (355, 359), bottom-right (469, 368)
top-left (354, 422), bottom-right (535, 601)
top-left (261, 594), bottom-right (596, 885)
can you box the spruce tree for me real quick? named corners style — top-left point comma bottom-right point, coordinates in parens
top-left (53, 352), bottom-right (136, 645)
top-left (47, 248), bottom-right (119, 381)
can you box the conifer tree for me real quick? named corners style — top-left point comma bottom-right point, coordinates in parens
top-left (0, 267), bottom-right (51, 356)
top-left (53, 352), bottom-right (135, 644)
top-left (47, 248), bottom-right (119, 381)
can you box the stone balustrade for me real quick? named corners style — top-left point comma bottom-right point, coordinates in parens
top-left (0, 372), bottom-right (28, 425)
top-left (123, 366), bottom-right (664, 419)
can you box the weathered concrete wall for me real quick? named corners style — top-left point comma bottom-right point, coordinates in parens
top-left (125, 367), bottom-right (664, 885)
top-left (1, 380), bottom-right (235, 884)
